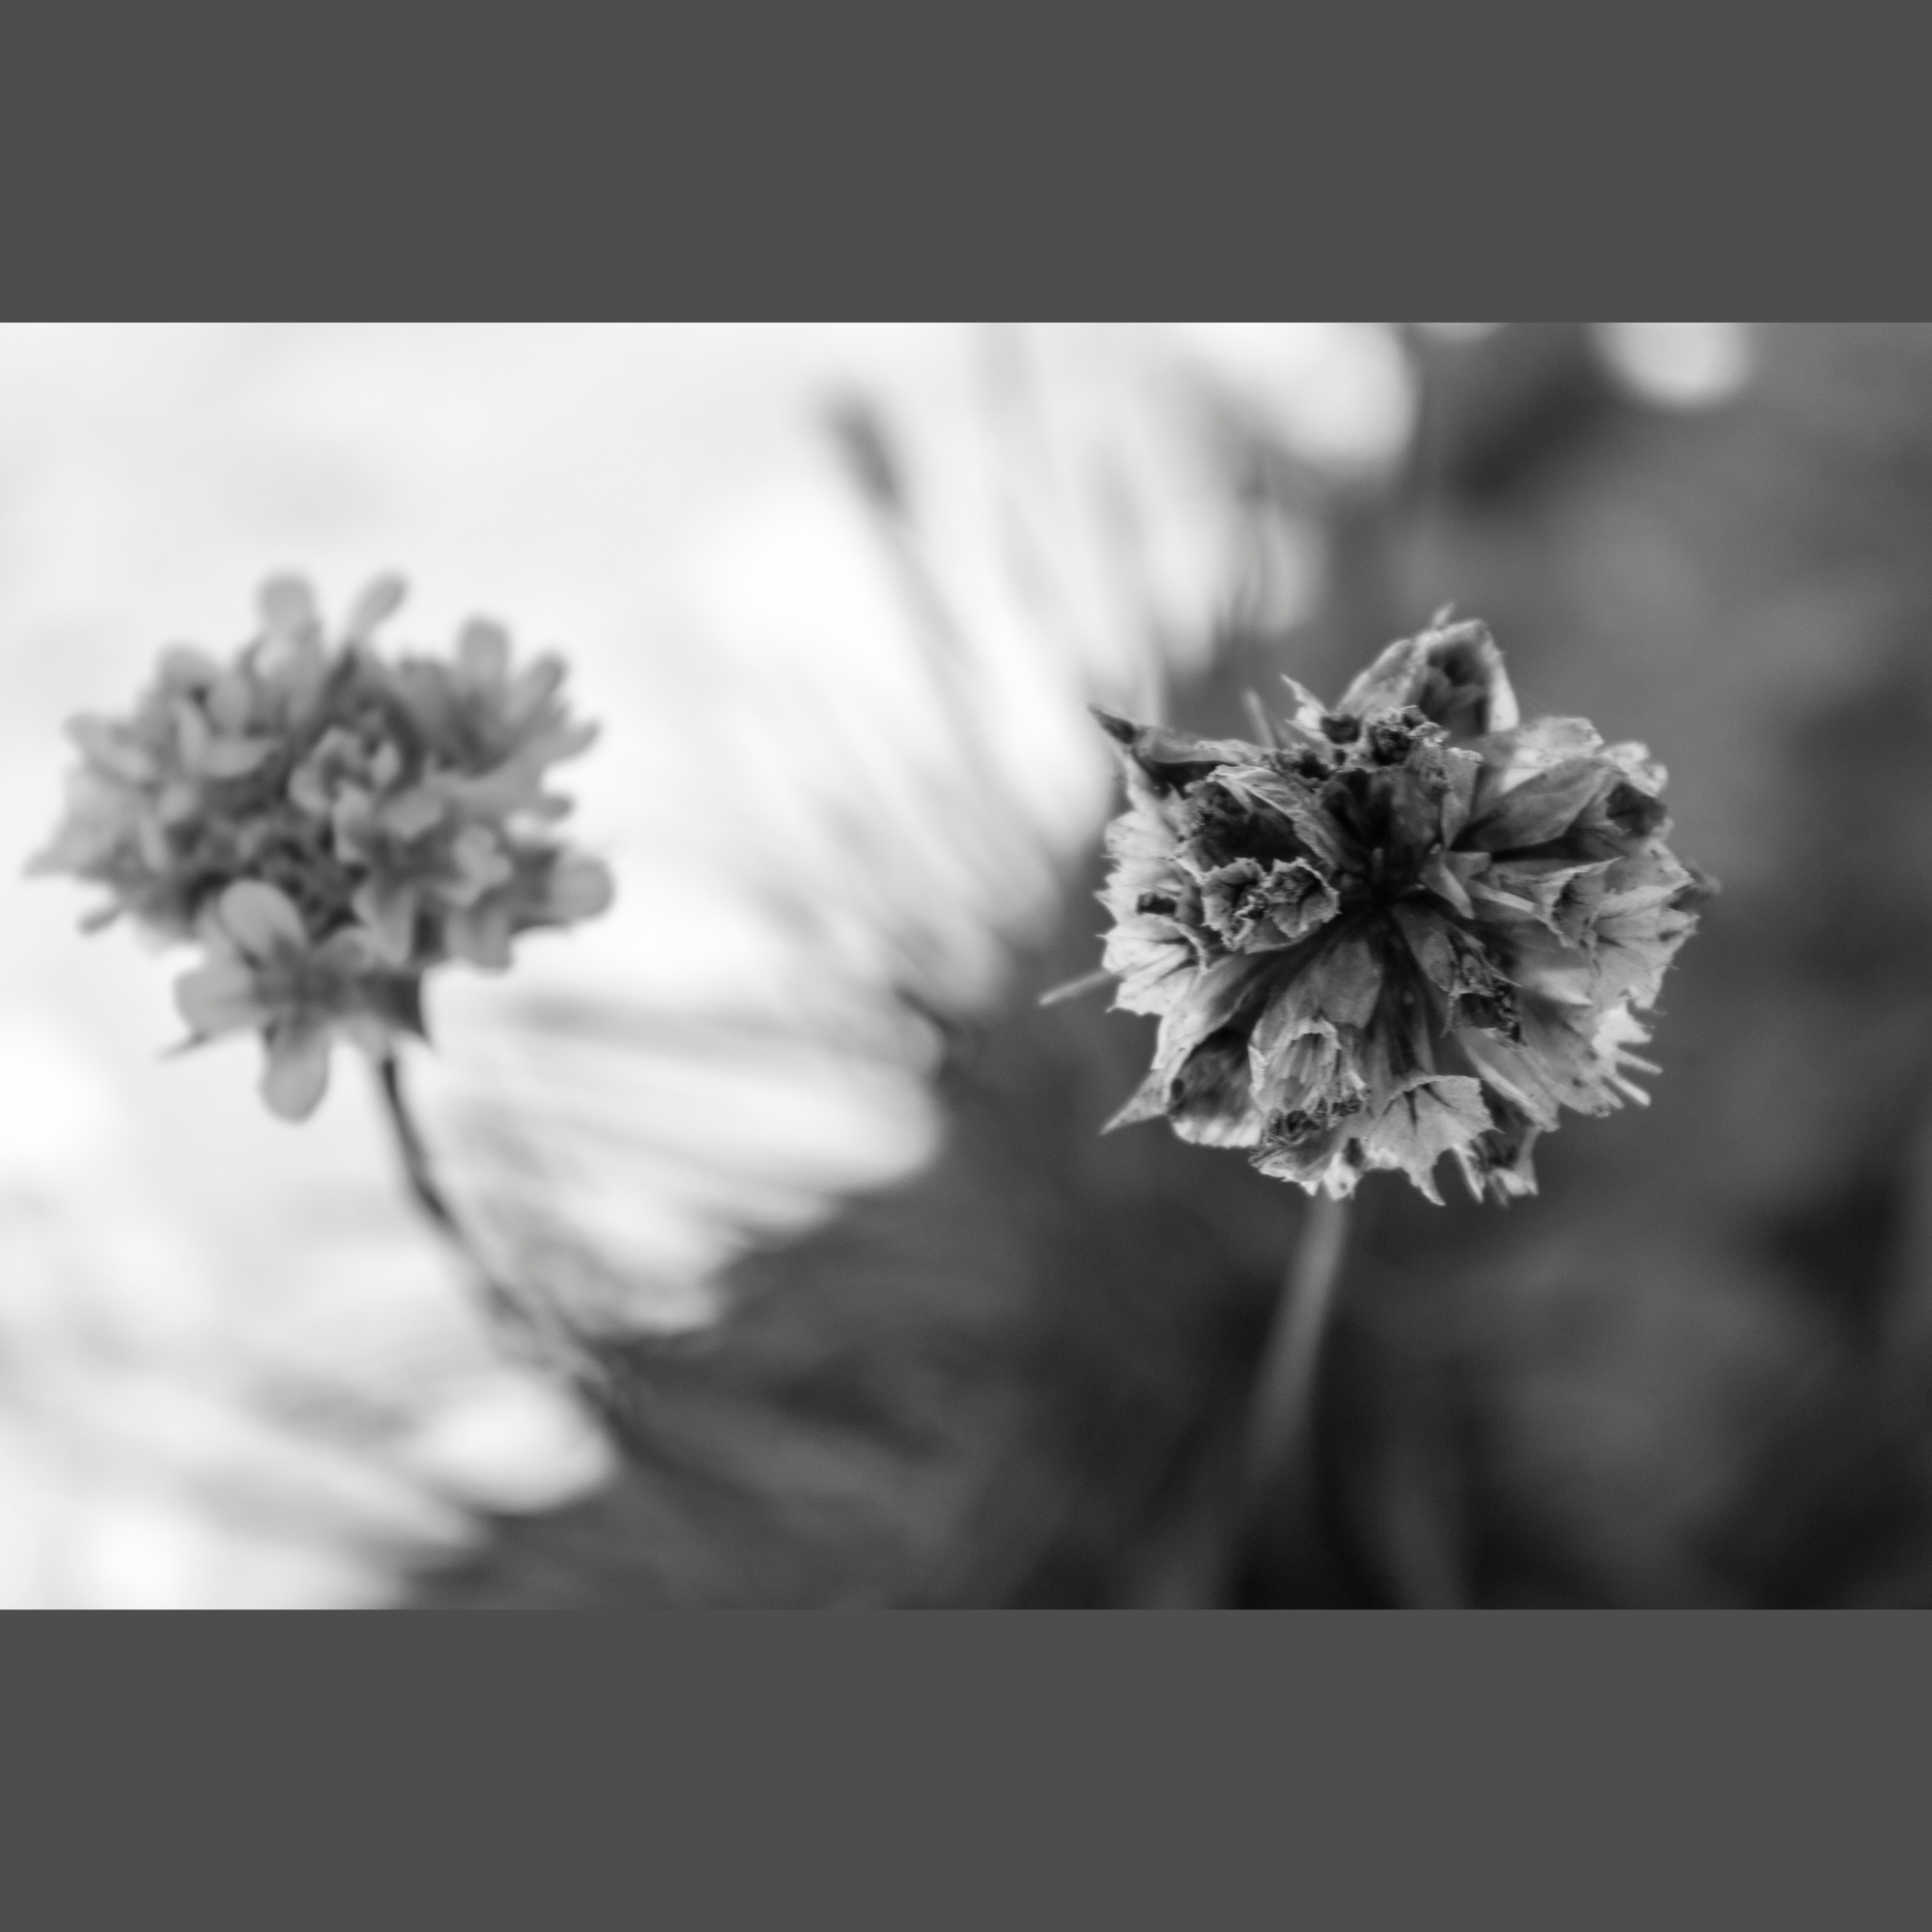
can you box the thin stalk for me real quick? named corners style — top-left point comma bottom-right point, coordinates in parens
top-left (1234, 1191), bottom-right (1353, 1574)
top-left (374, 1052), bottom-right (612, 1403)
top-left (375, 1051), bottom-right (523, 1333)
top-left (377, 1050), bottom-right (466, 1243)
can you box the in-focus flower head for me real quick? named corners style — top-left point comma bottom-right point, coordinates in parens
top-left (1094, 616), bottom-right (1714, 1204)
top-left (30, 578), bottom-right (614, 1120)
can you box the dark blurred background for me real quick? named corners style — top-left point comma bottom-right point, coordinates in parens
top-left (421, 324), bottom-right (1932, 1608)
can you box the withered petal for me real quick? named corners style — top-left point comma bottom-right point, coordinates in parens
top-left (1336, 619), bottom-right (1520, 739)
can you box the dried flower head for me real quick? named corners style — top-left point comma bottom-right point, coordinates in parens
top-left (31, 577), bottom-right (613, 1120)
top-left (1094, 617), bottom-right (1712, 1203)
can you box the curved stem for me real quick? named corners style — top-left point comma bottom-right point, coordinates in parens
top-left (377, 1050), bottom-right (465, 1242)
top-left (373, 1052), bottom-right (612, 1403)
top-left (375, 1050), bottom-right (521, 1321)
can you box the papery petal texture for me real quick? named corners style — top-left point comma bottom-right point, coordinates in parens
top-left (1091, 617), bottom-right (1712, 1203)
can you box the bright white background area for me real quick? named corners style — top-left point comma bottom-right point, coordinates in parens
top-left (0, 322), bottom-right (1426, 1605)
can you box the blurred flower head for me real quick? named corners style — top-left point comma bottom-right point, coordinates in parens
top-left (1094, 617), bottom-right (1712, 1203)
top-left (31, 577), bottom-right (613, 1120)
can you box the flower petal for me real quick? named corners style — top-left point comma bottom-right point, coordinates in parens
top-left (1295, 929), bottom-right (1384, 1032)
top-left (442, 824), bottom-right (514, 904)
top-left (174, 958), bottom-right (267, 1037)
top-left (261, 1021), bottom-right (332, 1121)
top-left (1474, 718), bottom-right (1603, 802)
top-left (1101, 1067), bottom-right (1170, 1134)
top-left (344, 574), bottom-right (407, 643)
top-left (1092, 708), bottom-right (1257, 796)
top-left (542, 854), bottom-right (614, 923)
top-left (457, 619), bottom-right (510, 687)
top-left (1211, 766), bottom-right (1350, 871)
top-left (446, 898), bottom-right (513, 971)
top-left (217, 880), bottom-right (308, 957)
top-left (197, 736), bottom-right (276, 780)
top-left (159, 646), bottom-right (221, 691)
top-left (1461, 757), bottom-right (1607, 852)
top-left (1359, 1074), bottom-right (1493, 1206)
top-left (1336, 618), bottom-right (1519, 737)
top-left (505, 654), bottom-right (566, 724)
top-left (1165, 1032), bottom-right (1267, 1147)
top-left (66, 715), bottom-right (154, 782)
top-left (1450, 1090), bottom-right (1544, 1203)
top-left (206, 669), bottom-right (253, 732)
top-left (382, 787), bottom-right (446, 841)
top-left (1150, 952), bottom-right (1275, 1073)
top-left (1101, 917), bottom-right (1200, 1017)
top-left (258, 576), bottom-right (317, 638)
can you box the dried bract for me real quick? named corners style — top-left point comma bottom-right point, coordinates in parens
top-left (31, 578), bottom-right (613, 1120)
top-left (1094, 618), bottom-right (1712, 1203)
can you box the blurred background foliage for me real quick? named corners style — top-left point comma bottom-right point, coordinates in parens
top-left (421, 324), bottom-right (1932, 1608)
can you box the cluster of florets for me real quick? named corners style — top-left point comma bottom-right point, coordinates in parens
top-left (1095, 618), bottom-right (1711, 1203)
top-left (30, 577), bottom-right (613, 1120)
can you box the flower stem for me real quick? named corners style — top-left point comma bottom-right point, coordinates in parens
top-left (1234, 1191), bottom-right (1353, 1584)
top-left (373, 1052), bottom-right (612, 1404)
top-left (374, 1050), bottom-right (526, 1338)
top-left (376, 1050), bottom-right (466, 1243)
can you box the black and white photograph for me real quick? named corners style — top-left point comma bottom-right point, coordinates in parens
top-left (3, 321), bottom-right (1923, 1610)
